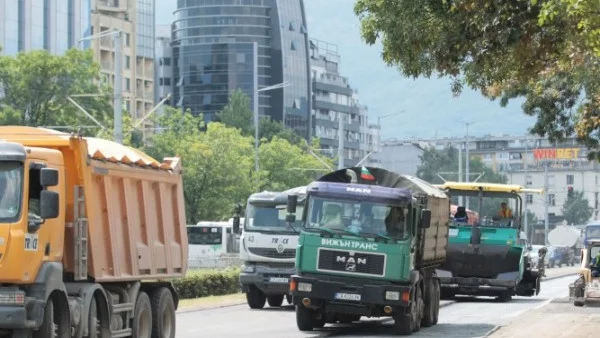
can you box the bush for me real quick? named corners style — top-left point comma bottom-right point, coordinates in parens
top-left (174, 267), bottom-right (241, 299)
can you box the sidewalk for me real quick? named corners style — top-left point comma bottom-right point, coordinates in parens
top-left (543, 266), bottom-right (580, 280)
top-left (488, 298), bottom-right (599, 338)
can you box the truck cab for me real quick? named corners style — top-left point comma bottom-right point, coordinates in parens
top-left (235, 186), bottom-right (306, 309)
top-left (434, 182), bottom-right (545, 301)
top-left (288, 167), bottom-right (449, 335)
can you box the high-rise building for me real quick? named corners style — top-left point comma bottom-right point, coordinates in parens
top-left (0, 0), bottom-right (91, 55)
top-left (0, 0), bottom-right (156, 133)
top-left (310, 38), bottom-right (380, 167)
top-left (171, 0), bottom-right (312, 139)
top-left (155, 25), bottom-right (172, 106)
top-left (89, 0), bottom-right (155, 126)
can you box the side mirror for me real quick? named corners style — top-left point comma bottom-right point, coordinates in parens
top-left (40, 190), bottom-right (59, 219)
top-left (40, 168), bottom-right (59, 187)
top-left (286, 214), bottom-right (296, 223)
top-left (419, 209), bottom-right (431, 229)
top-left (287, 195), bottom-right (298, 214)
top-left (232, 216), bottom-right (240, 234)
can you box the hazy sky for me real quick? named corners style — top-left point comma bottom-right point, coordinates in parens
top-left (155, 0), bottom-right (537, 140)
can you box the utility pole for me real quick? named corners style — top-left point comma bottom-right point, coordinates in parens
top-left (113, 31), bottom-right (123, 144)
top-left (338, 112), bottom-right (344, 169)
top-left (523, 137), bottom-right (529, 240)
top-left (544, 162), bottom-right (549, 245)
top-left (458, 144), bottom-right (463, 206)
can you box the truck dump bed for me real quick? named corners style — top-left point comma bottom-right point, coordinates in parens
top-left (317, 167), bottom-right (450, 265)
top-left (0, 127), bottom-right (188, 282)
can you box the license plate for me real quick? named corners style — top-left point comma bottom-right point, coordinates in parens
top-left (334, 292), bottom-right (361, 301)
top-left (269, 277), bottom-right (289, 283)
top-left (449, 229), bottom-right (459, 237)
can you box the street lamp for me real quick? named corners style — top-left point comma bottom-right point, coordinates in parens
top-left (253, 81), bottom-right (291, 180)
top-left (78, 29), bottom-right (123, 144)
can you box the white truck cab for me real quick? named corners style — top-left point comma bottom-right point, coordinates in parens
top-left (234, 186), bottom-right (306, 309)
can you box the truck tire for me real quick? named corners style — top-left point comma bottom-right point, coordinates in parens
top-left (432, 279), bottom-right (440, 325)
top-left (86, 297), bottom-right (100, 338)
top-left (497, 291), bottom-right (512, 302)
top-left (267, 295), bottom-right (284, 307)
top-left (421, 279), bottom-right (435, 328)
top-left (393, 287), bottom-right (422, 335)
top-left (150, 288), bottom-right (176, 338)
top-left (296, 304), bottom-right (315, 331)
top-left (132, 292), bottom-right (153, 338)
top-left (34, 296), bottom-right (69, 338)
top-left (574, 299), bottom-right (585, 307)
top-left (246, 286), bottom-right (266, 309)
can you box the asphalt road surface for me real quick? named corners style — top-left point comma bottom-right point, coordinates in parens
top-left (175, 275), bottom-right (575, 338)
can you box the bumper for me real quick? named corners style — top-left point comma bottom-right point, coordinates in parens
top-left (239, 265), bottom-right (296, 295)
top-left (0, 300), bottom-right (43, 329)
top-left (289, 274), bottom-right (412, 316)
top-left (439, 276), bottom-right (516, 296)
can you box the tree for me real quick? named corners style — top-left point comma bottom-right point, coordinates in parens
top-left (353, 0), bottom-right (600, 159)
top-left (258, 136), bottom-right (333, 191)
top-left (0, 48), bottom-right (113, 128)
top-left (215, 89), bottom-right (254, 136)
top-left (258, 117), bottom-right (304, 145)
top-left (561, 190), bottom-right (593, 225)
top-left (145, 107), bottom-right (255, 223)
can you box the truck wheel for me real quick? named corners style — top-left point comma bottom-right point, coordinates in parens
top-left (86, 297), bottom-right (100, 338)
top-left (393, 287), bottom-right (421, 335)
top-left (246, 286), bottom-right (266, 309)
top-left (497, 292), bottom-right (512, 302)
top-left (421, 280), bottom-right (435, 328)
top-left (574, 299), bottom-right (585, 307)
top-left (150, 288), bottom-right (176, 338)
top-left (432, 279), bottom-right (440, 325)
top-left (296, 304), bottom-right (315, 331)
top-left (34, 296), bottom-right (69, 338)
top-left (132, 292), bottom-right (153, 338)
top-left (267, 295), bottom-right (284, 307)
top-left (286, 294), bottom-right (293, 305)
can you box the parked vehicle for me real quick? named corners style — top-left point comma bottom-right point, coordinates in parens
top-left (569, 239), bottom-right (600, 306)
top-left (548, 226), bottom-right (581, 268)
top-left (0, 126), bottom-right (188, 338)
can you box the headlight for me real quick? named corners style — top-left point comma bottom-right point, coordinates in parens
top-left (298, 282), bottom-right (312, 292)
top-left (385, 291), bottom-right (400, 301)
top-left (241, 264), bottom-right (255, 273)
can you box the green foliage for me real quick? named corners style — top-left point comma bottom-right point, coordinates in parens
top-left (258, 136), bottom-right (332, 191)
top-left (174, 268), bottom-right (240, 299)
top-left (561, 190), bottom-right (593, 225)
top-left (353, 0), bottom-right (600, 159)
top-left (145, 107), bottom-right (254, 223)
top-left (0, 49), bottom-right (112, 129)
top-left (215, 89), bottom-right (254, 136)
top-left (258, 117), bottom-right (304, 145)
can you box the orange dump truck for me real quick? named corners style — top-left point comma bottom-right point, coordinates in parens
top-left (0, 126), bottom-right (187, 338)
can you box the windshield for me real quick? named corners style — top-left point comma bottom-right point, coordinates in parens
top-left (586, 226), bottom-right (600, 239)
top-left (451, 194), bottom-right (519, 228)
top-left (305, 196), bottom-right (409, 240)
top-left (0, 162), bottom-right (23, 222)
top-left (244, 203), bottom-right (304, 232)
top-left (187, 226), bottom-right (222, 245)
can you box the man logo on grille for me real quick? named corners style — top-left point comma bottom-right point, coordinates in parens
top-left (335, 254), bottom-right (366, 272)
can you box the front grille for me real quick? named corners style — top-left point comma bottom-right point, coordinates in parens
top-left (248, 247), bottom-right (296, 259)
top-left (317, 248), bottom-right (386, 277)
top-left (263, 262), bottom-right (295, 269)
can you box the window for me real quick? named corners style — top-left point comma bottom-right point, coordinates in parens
top-left (163, 57), bottom-right (171, 66)
top-left (125, 78), bottom-right (130, 91)
top-left (526, 194), bottom-right (533, 204)
top-left (125, 33), bottom-right (130, 47)
top-left (548, 194), bottom-right (556, 207)
top-left (163, 78), bottom-right (171, 86)
top-left (125, 56), bottom-right (130, 69)
top-left (566, 174), bottom-right (574, 185)
top-left (28, 167), bottom-right (42, 217)
top-left (526, 175), bottom-right (532, 186)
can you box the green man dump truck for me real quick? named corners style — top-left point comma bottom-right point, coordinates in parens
top-left (434, 182), bottom-right (545, 301)
top-left (287, 167), bottom-right (450, 335)
top-left (234, 186), bottom-right (307, 309)
top-left (0, 126), bottom-right (187, 338)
